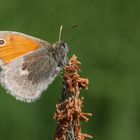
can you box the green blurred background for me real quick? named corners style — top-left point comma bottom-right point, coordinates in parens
top-left (0, 0), bottom-right (139, 139)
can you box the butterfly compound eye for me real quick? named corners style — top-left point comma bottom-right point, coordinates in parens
top-left (60, 42), bottom-right (66, 48)
top-left (0, 39), bottom-right (6, 46)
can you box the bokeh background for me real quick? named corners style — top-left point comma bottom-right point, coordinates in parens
top-left (0, 0), bottom-right (139, 140)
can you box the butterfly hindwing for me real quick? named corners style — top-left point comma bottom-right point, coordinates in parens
top-left (0, 47), bottom-right (60, 102)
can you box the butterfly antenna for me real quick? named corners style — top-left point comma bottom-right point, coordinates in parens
top-left (58, 25), bottom-right (63, 43)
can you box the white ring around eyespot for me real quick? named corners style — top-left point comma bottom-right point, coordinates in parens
top-left (0, 38), bottom-right (6, 47)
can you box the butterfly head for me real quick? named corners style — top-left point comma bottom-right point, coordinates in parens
top-left (52, 41), bottom-right (69, 67)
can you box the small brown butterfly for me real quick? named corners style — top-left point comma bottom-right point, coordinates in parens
top-left (0, 26), bottom-right (69, 102)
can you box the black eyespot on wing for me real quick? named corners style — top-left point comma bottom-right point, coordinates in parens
top-left (0, 39), bottom-right (6, 46)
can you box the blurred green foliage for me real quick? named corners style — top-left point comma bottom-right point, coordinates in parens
top-left (0, 0), bottom-right (139, 140)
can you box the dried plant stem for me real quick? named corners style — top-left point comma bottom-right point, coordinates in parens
top-left (54, 55), bottom-right (93, 140)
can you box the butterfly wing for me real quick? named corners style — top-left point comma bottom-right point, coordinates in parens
top-left (0, 47), bottom-right (60, 102)
top-left (0, 31), bottom-right (68, 102)
top-left (0, 31), bottom-right (60, 102)
top-left (0, 31), bottom-right (45, 66)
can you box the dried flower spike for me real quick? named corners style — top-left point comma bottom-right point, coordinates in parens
top-left (54, 55), bottom-right (93, 140)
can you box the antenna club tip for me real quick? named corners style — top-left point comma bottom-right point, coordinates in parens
top-left (60, 25), bottom-right (63, 30)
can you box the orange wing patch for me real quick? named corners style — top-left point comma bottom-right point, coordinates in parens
top-left (0, 35), bottom-right (40, 64)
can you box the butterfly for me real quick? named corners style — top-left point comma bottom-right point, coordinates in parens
top-left (0, 26), bottom-right (69, 102)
